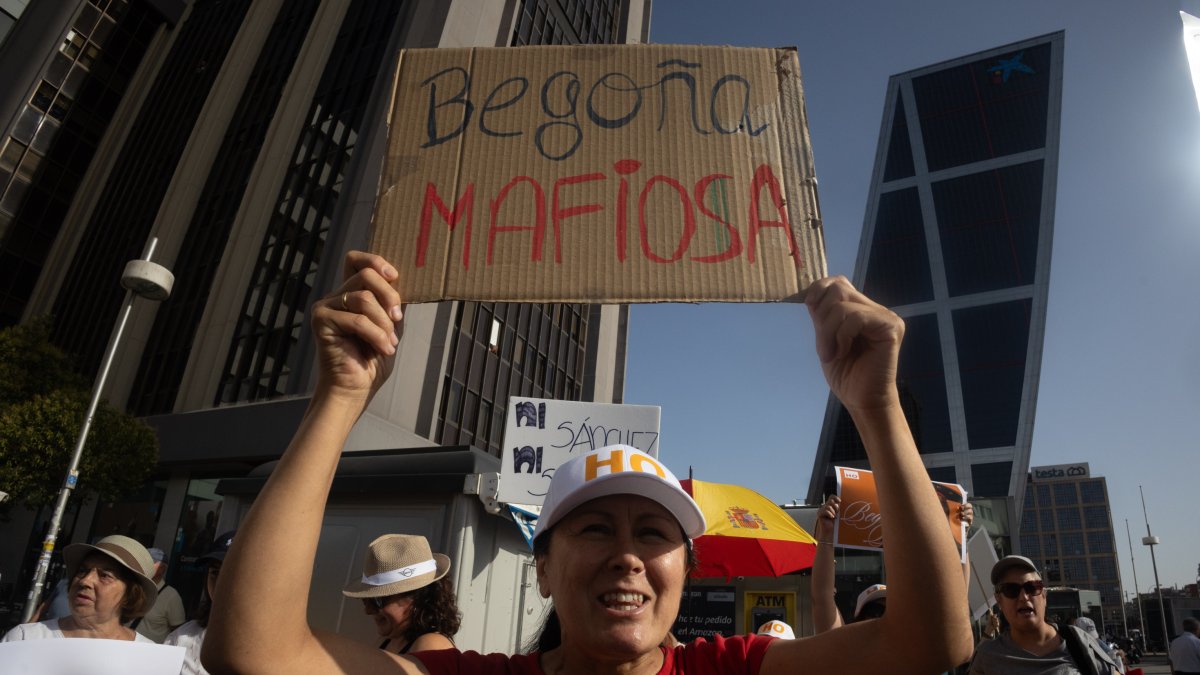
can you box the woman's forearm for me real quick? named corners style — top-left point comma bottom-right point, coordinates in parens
top-left (850, 399), bottom-right (973, 668)
top-left (203, 390), bottom-right (362, 673)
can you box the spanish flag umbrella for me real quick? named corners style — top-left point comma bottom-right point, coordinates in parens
top-left (680, 479), bottom-right (817, 579)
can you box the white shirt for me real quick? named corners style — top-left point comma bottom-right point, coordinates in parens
top-left (1170, 631), bottom-right (1200, 672)
top-left (165, 620), bottom-right (209, 675)
top-left (2, 618), bottom-right (156, 643)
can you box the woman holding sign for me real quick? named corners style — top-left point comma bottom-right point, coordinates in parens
top-left (202, 251), bottom-right (973, 675)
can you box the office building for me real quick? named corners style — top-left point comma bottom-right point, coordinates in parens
top-left (807, 33), bottom-right (1064, 560)
top-left (0, 0), bottom-right (646, 626)
top-left (1021, 463), bottom-right (1123, 634)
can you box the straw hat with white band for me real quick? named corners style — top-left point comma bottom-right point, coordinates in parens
top-left (342, 534), bottom-right (450, 598)
top-left (64, 534), bottom-right (159, 613)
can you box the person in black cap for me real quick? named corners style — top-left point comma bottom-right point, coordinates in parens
top-left (968, 555), bottom-right (1118, 674)
top-left (165, 531), bottom-right (235, 675)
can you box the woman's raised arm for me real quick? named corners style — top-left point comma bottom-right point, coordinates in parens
top-left (202, 251), bottom-right (428, 675)
top-left (760, 276), bottom-right (973, 675)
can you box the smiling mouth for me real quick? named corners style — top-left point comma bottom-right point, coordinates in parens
top-left (601, 592), bottom-right (647, 612)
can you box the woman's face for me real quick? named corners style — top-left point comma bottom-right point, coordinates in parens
top-left (536, 494), bottom-right (688, 664)
top-left (68, 553), bottom-right (130, 624)
top-left (362, 592), bottom-right (415, 640)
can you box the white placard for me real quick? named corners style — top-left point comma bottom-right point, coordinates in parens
top-left (497, 397), bottom-right (661, 505)
top-left (966, 526), bottom-right (1002, 621)
top-left (0, 639), bottom-right (185, 674)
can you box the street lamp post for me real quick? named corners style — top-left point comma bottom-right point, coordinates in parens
top-left (1139, 485), bottom-right (1170, 654)
top-left (1126, 519), bottom-right (1147, 639)
top-left (19, 239), bottom-right (173, 623)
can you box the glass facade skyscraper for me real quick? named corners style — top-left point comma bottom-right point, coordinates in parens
top-left (808, 33), bottom-right (1064, 548)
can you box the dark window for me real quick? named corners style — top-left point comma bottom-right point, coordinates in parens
top-left (1059, 532), bottom-right (1085, 556)
top-left (1087, 531), bottom-right (1113, 555)
top-left (218, 0), bottom-right (403, 403)
top-left (1020, 509), bottom-right (1036, 532)
top-left (1079, 479), bottom-right (1106, 504)
top-left (52, 0), bottom-right (251, 376)
top-left (863, 188), bottom-right (934, 306)
top-left (1053, 482), bottom-right (1077, 506)
top-left (897, 314), bottom-right (953, 454)
top-left (129, 0), bottom-right (321, 415)
top-left (1062, 558), bottom-right (1087, 583)
top-left (882, 91), bottom-right (914, 181)
top-left (1055, 507), bottom-right (1081, 531)
top-left (932, 161), bottom-right (1043, 296)
top-left (1039, 508), bottom-right (1054, 532)
top-left (912, 41), bottom-right (1052, 171)
top-left (970, 461), bottom-right (1012, 498)
top-left (1042, 558), bottom-right (1060, 583)
top-left (1042, 533), bottom-right (1057, 556)
top-left (829, 313), bottom-right (952, 460)
top-left (927, 465), bottom-right (956, 483)
top-left (1036, 483), bottom-right (1050, 506)
top-left (1083, 505), bottom-right (1109, 530)
top-left (1, 1), bottom-right (161, 328)
top-left (1019, 533), bottom-right (1040, 558)
top-left (1089, 556), bottom-right (1117, 581)
top-left (953, 299), bottom-right (1031, 449)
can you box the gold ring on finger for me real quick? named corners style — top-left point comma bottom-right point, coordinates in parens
top-left (340, 291), bottom-right (350, 311)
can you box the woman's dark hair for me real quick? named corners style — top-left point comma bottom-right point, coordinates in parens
top-left (118, 572), bottom-right (149, 622)
top-left (400, 576), bottom-right (461, 644)
top-left (526, 525), bottom-right (698, 653)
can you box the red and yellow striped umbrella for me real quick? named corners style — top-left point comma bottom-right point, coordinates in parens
top-left (681, 479), bottom-right (817, 579)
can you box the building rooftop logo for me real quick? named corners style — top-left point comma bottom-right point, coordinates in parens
top-left (988, 51), bottom-right (1035, 83)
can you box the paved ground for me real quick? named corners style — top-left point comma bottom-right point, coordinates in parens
top-left (1128, 653), bottom-right (1172, 674)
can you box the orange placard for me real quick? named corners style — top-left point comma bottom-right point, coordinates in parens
top-left (833, 466), bottom-right (967, 562)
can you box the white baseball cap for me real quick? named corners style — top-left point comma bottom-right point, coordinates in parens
top-left (756, 620), bottom-right (795, 640)
top-left (854, 583), bottom-right (888, 619)
top-left (532, 445), bottom-right (706, 542)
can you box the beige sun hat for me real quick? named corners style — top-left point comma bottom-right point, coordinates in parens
top-left (63, 535), bottom-right (158, 614)
top-left (342, 534), bottom-right (450, 598)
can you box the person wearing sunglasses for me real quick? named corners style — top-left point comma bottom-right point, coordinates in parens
top-left (341, 534), bottom-right (460, 655)
top-left (968, 555), bottom-right (1119, 675)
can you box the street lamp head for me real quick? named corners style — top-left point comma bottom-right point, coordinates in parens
top-left (1141, 535), bottom-right (1160, 546)
top-left (121, 259), bottom-right (174, 301)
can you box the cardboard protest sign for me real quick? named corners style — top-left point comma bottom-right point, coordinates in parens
top-left (833, 466), bottom-right (968, 562)
top-left (370, 45), bottom-right (826, 303)
top-left (497, 396), bottom-right (660, 505)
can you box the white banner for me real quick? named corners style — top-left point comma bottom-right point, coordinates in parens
top-left (497, 397), bottom-right (660, 505)
top-left (966, 526), bottom-right (1002, 621)
top-left (0, 639), bottom-right (184, 674)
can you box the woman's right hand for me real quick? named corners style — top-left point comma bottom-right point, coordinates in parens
top-left (310, 251), bottom-right (403, 407)
top-left (815, 494), bottom-right (840, 542)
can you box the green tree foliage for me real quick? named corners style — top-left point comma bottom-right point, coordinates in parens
top-left (0, 319), bottom-right (158, 509)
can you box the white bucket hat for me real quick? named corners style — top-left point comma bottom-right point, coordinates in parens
top-left (532, 445), bottom-right (706, 542)
top-left (342, 534), bottom-right (450, 598)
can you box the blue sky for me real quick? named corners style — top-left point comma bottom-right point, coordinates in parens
top-left (625, 1), bottom-right (1200, 592)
